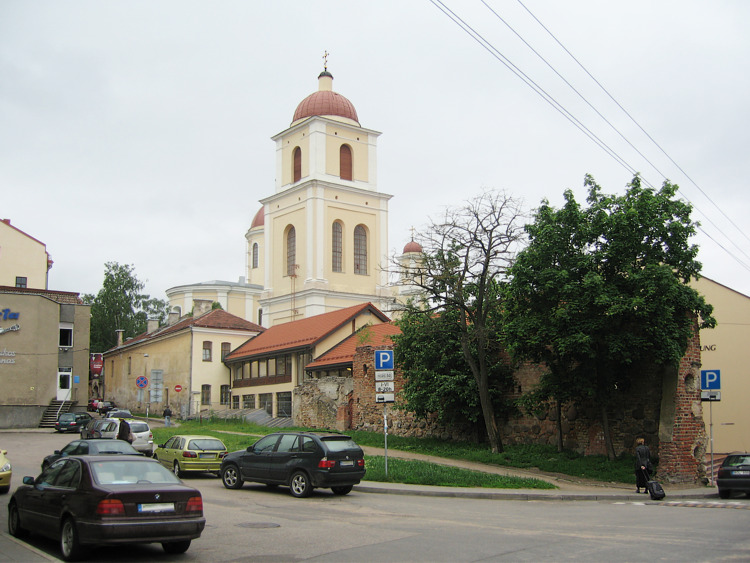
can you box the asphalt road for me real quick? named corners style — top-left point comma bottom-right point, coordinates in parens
top-left (2, 430), bottom-right (750, 562)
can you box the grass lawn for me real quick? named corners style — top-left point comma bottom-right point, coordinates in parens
top-left (146, 417), bottom-right (634, 488)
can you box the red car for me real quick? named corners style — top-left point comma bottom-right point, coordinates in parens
top-left (8, 455), bottom-right (205, 561)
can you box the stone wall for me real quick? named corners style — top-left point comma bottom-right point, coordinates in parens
top-left (299, 333), bottom-right (706, 484)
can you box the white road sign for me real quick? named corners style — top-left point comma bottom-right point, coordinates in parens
top-left (376, 393), bottom-right (395, 403)
top-left (375, 381), bottom-right (395, 393)
top-left (375, 370), bottom-right (394, 381)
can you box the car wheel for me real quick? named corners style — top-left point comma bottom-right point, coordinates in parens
top-left (60, 517), bottom-right (85, 561)
top-left (719, 488), bottom-right (731, 499)
top-left (173, 461), bottom-right (183, 478)
top-left (0, 485), bottom-right (10, 495)
top-left (289, 471), bottom-right (312, 498)
top-left (8, 501), bottom-right (27, 538)
top-left (331, 485), bottom-right (353, 495)
top-left (162, 540), bottom-right (191, 554)
top-left (221, 465), bottom-right (244, 489)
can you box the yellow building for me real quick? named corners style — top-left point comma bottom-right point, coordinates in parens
top-left (692, 277), bottom-right (750, 455)
top-left (103, 305), bottom-right (263, 418)
top-left (168, 68), bottom-right (400, 326)
top-left (0, 218), bottom-right (53, 290)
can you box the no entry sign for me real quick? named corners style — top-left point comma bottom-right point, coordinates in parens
top-left (174, 384), bottom-right (183, 392)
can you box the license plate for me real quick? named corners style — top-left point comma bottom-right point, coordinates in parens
top-left (733, 470), bottom-right (750, 476)
top-left (199, 453), bottom-right (215, 458)
top-left (339, 460), bottom-right (354, 467)
top-left (138, 503), bottom-right (174, 513)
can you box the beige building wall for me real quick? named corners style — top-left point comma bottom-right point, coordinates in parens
top-left (0, 220), bottom-right (50, 289)
top-left (692, 277), bottom-right (750, 453)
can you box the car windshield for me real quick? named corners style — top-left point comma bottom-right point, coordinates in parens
top-left (724, 455), bottom-right (750, 467)
top-left (188, 439), bottom-right (226, 450)
top-left (91, 442), bottom-right (138, 454)
top-left (59, 414), bottom-right (75, 421)
top-left (129, 422), bottom-right (149, 433)
top-left (91, 460), bottom-right (180, 485)
top-left (320, 436), bottom-right (360, 452)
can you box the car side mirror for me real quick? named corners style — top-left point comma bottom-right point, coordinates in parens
top-left (23, 476), bottom-right (34, 485)
top-left (54, 450), bottom-right (61, 455)
top-left (247, 446), bottom-right (254, 452)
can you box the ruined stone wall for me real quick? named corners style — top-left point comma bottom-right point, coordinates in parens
top-left (301, 333), bottom-right (705, 484)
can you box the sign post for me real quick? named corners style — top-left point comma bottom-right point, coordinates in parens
top-left (701, 369), bottom-right (721, 484)
top-left (374, 350), bottom-right (395, 476)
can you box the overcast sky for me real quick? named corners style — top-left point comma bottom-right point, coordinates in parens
top-left (3, 1), bottom-right (749, 301)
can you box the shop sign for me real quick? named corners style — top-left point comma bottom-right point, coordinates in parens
top-left (0, 348), bottom-right (15, 364)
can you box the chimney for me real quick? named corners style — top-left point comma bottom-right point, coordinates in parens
top-left (168, 311), bottom-right (180, 325)
top-left (193, 299), bottom-right (212, 317)
top-left (147, 319), bottom-right (159, 334)
top-left (116, 329), bottom-right (124, 347)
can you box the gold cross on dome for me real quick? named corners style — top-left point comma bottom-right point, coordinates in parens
top-left (323, 50), bottom-right (329, 71)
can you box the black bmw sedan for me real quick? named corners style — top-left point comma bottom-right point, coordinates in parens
top-left (8, 455), bottom-right (205, 561)
top-left (220, 431), bottom-right (366, 498)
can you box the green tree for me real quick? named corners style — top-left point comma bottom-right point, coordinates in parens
top-left (502, 175), bottom-right (716, 459)
top-left (83, 262), bottom-right (169, 353)
top-left (392, 191), bottom-right (525, 453)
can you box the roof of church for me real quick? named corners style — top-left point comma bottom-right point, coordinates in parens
top-left (250, 207), bottom-right (264, 229)
top-left (305, 322), bottom-right (401, 370)
top-left (292, 71), bottom-right (359, 125)
top-left (224, 302), bottom-right (390, 361)
top-left (403, 240), bottom-right (423, 253)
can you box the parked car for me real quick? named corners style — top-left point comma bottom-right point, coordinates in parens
top-left (80, 418), bottom-right (118, 440)
top-left (55, 412), bottom-right (94, 433)
top-left (220, 431), bottom-right (366, 498)
top-left (717, 453), bottom-right (750, 499)
top-left (154, 435), bottom-right (228, 478)
top-left (8, 455), bottom-right (205, 560)
top-left (97, 419), bottom-right (154, 456)
top-left (42, 439), bottom-right (142, 470)
top-left (97, 401), bottom-right (116, 416)
top-left (0, 448), bottom-right (11, 494)
top-left (106, 409), bottom-right (133, 419)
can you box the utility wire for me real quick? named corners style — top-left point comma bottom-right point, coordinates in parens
top-left (515, 0), bottom-right (750, 249)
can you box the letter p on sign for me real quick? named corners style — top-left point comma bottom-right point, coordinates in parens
top-left (701, 370), bottom-right (720, 390)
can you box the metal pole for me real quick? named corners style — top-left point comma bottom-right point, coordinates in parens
top-left (383, 403), bottom-right (388, 477)
top-left (710, 399), bottom-right (714, 485)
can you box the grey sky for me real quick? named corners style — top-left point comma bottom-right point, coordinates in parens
top-left (3, 1), bottom-right (749, 300)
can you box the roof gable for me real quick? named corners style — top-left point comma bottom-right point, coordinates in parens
top-left (225, 302), bottom-right (390, 361)
top-left (306, 322), bottom-right (401, 370)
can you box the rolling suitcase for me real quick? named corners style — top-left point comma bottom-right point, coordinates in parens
top-left (642, 469), bottom-right (665, 500)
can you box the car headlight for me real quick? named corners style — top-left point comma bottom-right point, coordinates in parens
top-left (1, 462), bottom-right (11, 472)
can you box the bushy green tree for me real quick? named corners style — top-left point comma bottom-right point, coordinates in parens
top-left (503, 175), bottom-right (716, 458)
top-left (83, 262), bottom-right (169, 353)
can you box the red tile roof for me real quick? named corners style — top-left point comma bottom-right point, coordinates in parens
top-left (306, 322), bottom-right (401, 370)
top-left (0, 286), bottom-right (82, 304)
top-left (105, 309), bottom-right (264, 353)
top-left (225, 302), bottom-right (390, 362)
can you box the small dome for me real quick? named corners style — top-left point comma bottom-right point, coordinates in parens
top-left (292, 71), bottom-right (359, 125)
top-left (403, 240), bottom-right (422, 254)
top-left (250, 207), bottom-right (264, 229)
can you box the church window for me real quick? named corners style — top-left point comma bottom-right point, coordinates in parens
top-left (340, 144), bottom-right (352, 181)
top-left (332, 221), bottom-right (343, 272)
top-left (252, 242), bottom-right (259, 269)
top-left (286, 226), bottom-right (296, 276)
top-left (293, 147), bottom-right (301, 183)
top-left (354, 225), bottom-right (367, 275)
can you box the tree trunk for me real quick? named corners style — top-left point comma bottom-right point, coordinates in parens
top-left (477, 373), bottom-right (503, 453)
top-left (556, 401), bottom-right (563, 453)
top-left (600, 404), bottom-right (615, 461)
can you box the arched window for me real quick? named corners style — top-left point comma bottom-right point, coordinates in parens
top-left (293, 147), bottom-right (301, 183)
top-left (340, 144), bottom-right (352, 181)
top-left (286, 226), bottom-right (296, 276)
top-left (252, 242), bottom-right (259, 269)
top-left (332, 221), bottom-right (343, 272)
top-left (354, 225), bottom-right (367, 275)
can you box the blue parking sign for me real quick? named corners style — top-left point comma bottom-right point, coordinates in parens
top-left (701, 370), bottom-right (720, 390)
top-left (374, 350), bottom-right (394, 370)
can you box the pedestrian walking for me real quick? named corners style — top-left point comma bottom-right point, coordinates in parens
top-left (163, 405), bottom-right (173, 427)
top-left (634, 437), bottom-right (653, 493)
top-left (117, 419), bottom-right (134, 444)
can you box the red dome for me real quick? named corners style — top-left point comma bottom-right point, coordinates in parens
top-left (292, 71), bottom-right (359, 125)
top-left (250, 207), bottom-right (264, 229)
top-left (403, 240), bottom-right (422, 254)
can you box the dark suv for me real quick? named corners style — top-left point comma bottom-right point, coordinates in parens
top-left (54, 412), bottom-right (93, 433)
top-left (220, 432), bottom-right (366, 498)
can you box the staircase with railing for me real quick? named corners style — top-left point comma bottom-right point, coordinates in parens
top-left (38, 400), bottom-right (76, 428)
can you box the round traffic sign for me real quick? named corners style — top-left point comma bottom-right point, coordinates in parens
top-left (135, 375), bottom-right (148, 388)
top-left (174, 384), bottom-right (183, 392)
